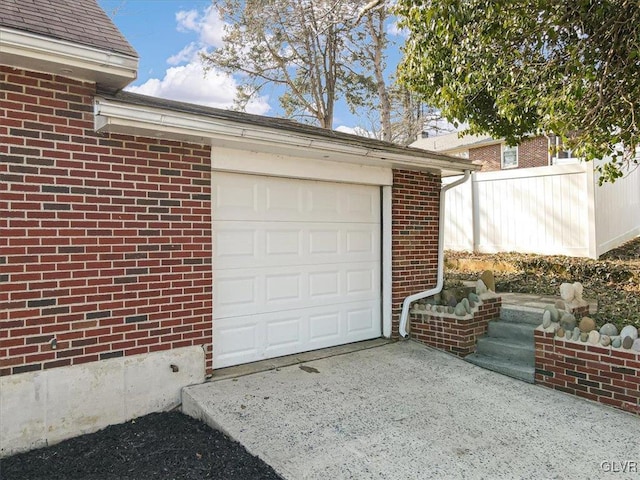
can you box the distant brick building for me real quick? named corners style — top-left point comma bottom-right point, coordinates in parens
top-left (412, 133), bottom-right (577, 172)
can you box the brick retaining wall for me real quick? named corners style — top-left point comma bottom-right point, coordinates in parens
top-left (409, 295), bottom-right (501, 356)
top-left (535, 330), bottom-right (640, 415)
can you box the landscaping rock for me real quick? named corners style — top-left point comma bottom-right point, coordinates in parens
top-left (588, 330), bottom-right (600, 345)
top-left (556, 327), bottom-right (565, 338)
top-left (468, 292), bottom-right (480, 304)
top-left (542, 310), bottom-right (552, 329)
top-left (622, 335), bottom-right (634, 349)
top-left (454, 303), bottom-right (467, 316)
top-left (580, 332), bottom-right (589, 342)
top-left (573, 282), bottom-right (584, 302)
top-left (480, 270), bottom-right (496, 292)
top-left (612, 336), bottom-right (622, 348)
top-left (600, 335), bottom-right (611, 347)
top-left (579, 316), bottom-right (596, 333)
top-left (554, 300), bottom-right (566, 311)
top-left (565, 329), bottom-right (572, 340)
top-left (620, 325), bottom-right (639, 341)
top-left (560, 283), bottom-right (575, 302)
top-left (461, 297), bottom-right (471, 314)
top-left (544, 305), bottom-right (559, 322)
top-left (476, 279), bottom-right (488, 295)
top-left (572, 327), bottom-right (580, 341)
top-left (599, 323), bottom-right (618, 337)
top-left (633, 339), bottom-right (640, 352)
top-left (560, 313), bottom-right (577, 331)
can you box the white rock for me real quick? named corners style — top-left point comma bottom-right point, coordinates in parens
top-left (542, 310), bottom-right (552, 329)
top-left (476, 279), bottom-right (488, 295)
top-left (620, 325), bottom-right (639, 340)
top-left (588, 330), bottom-right (600, 345)
top-left (572, 282), bottom-right (584, 302)
top-left (559, 283), bottom-right (575, 302)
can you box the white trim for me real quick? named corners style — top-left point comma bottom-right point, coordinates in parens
top-left (94, 97), bottom-right (479, 177)
top-left (0, 27), bottom-right (137, 90)
top-left (382, 186), bottom-right (393, 338)
top-left (211, 146), bottom-right (392, 186)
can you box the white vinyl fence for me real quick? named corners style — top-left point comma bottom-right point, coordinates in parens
top-left (444, 162), bottom-right (640, 258)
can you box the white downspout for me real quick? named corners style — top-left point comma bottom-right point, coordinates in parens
top-left (398, 170), bottom-right (471, 338)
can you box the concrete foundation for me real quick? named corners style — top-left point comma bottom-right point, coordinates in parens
top-left (0, 346), bottom-right (205, 457)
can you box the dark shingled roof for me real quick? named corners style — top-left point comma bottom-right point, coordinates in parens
top-left (0, 0), bottom-right (137, 58)
top-left (101, 89), bottom-right (474, 167)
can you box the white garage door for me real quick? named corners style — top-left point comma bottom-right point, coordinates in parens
top-left (212, 172), bottom-right (381, 368)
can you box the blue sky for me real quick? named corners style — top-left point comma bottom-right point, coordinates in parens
top-left (97, 0), bottom-right (406, 134)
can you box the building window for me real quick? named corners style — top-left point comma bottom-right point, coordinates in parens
top-left (549, 134), bottom-right (580, 164)
top-left (502, 145), bottom-right (518, 168)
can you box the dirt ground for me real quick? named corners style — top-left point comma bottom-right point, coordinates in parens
top-left (445, 236), bottom-right (640, 330)
top-left (0, 412), bottom-right (282, 480)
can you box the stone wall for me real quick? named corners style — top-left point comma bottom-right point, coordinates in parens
top-left (535, 330), bottom-right (640, 415)
top-left (409, 295), bottom-right (501, 356)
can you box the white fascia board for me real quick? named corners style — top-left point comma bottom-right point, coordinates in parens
top-left (0, 27), bottom-right (137, 90)
top-left (94, 97), bottom-right (476, 176)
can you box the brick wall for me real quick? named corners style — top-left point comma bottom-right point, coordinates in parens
top-left (469, 144), bottom-right (501, 171)
top-left (410, 296), bottom-right (501, 356)
top-left (469, 136), bottom-right (549, 171)
top-left (391, 170), bottom-right (440, 337)
top-left (0, 66), bottom-right (213, 376)
top-left (535, 330), bottom-right (640, 415)
top-left (518, 136), bottom-right (549, 169)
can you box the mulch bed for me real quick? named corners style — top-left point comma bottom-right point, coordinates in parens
top-left (0, 412), bottom-right (282, 480)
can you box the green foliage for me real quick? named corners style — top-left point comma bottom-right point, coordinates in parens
top-left (395, 0), bottom-right (640, 183)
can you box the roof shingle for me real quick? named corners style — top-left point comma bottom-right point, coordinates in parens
top-left (0, 0), bottom-right (137, 58)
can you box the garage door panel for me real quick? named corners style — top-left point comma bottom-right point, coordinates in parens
top-left (214, 301), bottom-right (380, 368)
top-left (214, 222), bottom-right (379, 269)
top-left (214, 179), bottom-right (259, 217)
top-left (214, 262), bottom-right (379, 319)
top-left (213, 173), bottom-right (381, 368)
top-left (213, 172), bottom-right (379, 223)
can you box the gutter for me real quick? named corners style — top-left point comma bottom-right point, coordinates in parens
top-left (398, 170), bottom-right (472, 338)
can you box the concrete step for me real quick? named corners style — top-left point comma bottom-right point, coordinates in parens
top-left (465, 353), bottom-right (535, 384)
top-left (487, 320), bottom-right (536, 342)
top-left (475, 337), bottom-right (535, 364)
top-left (500, 305), bottom-right (544, 326)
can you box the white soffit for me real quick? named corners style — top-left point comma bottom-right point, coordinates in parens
top-left (94, 97), bottom-right (477, 177)
top-left (0, 27), bottom-right (138, 90)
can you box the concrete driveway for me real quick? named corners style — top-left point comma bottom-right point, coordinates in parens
top-left (183, 341), bottom-right (639, 480)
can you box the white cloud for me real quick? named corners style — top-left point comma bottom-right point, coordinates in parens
top-left (126, 62), bottom-right (270, 115)
top-left (167, 43), bottom-right (199, 65)
top-left (387, 20), bottom-right (408, 38)
top-left (176, 6), bottom-right (225, 48)
top-left (126, 5), bottom-right (271, 116)
top-left (336, 126), bottom-right (377, 138)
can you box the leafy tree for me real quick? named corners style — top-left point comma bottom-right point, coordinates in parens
top-left (395, 0), bottom-right (640, 182)
top-left (203, 0), bottom-right (393, 132)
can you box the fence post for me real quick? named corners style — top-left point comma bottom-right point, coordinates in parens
top-left (471, 171), bottom-right (480, 253)
top-left (585, 161), bottom-right (598, 258)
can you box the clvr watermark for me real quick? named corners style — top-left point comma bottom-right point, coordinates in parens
top-left (600, 460), bottom-right (638, 474)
